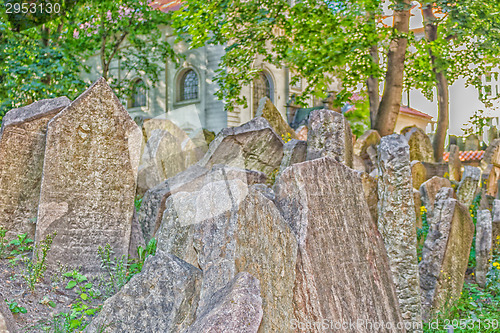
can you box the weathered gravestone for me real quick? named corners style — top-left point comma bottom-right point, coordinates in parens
top-left (457, 166), bottom-right (481, 207)
top-left (411, 161), bottom-right (427, 190)
top-left (138, 165), bottom-right (266, 242)
top-left (0, 293), bottom-right (17, 333)
top-left (197, 117), bottom-right (283, 178)
top-left (493, 200), bottom-right (500, 250)
top-left (35, 78), bottom-right (142, 274)
top-left (274, 157), bottom-right (405, 332)
top-left (256, 97), bottom-right (298, 140)
top-left (136, 129), bottom-right (184, 195)
top-left (402, 126), bottom-right (434, 162)
top-left (419, 176), bottom-right (452, 217)
top-left (377, 135), bottom-right (423, 330)
top-left (448, 144), bottom-right (462, 182)
top-left (464, 134), bottom-right (480, 151)
top-left (421, 162), bottom-right (448, 179)
top-left (419, 188), bottom-right (474, 321)
top-left (278, 139), bottom-right (307, 175)
top-left (85, 252), bottom-right (202, 333)
top-left (0, 97), bottom-right (70, 239)
top-left (485, 164), bottom-right (500, 197)
top-left (306, 109), bottom-right (353, 168)
top-left (353, 129), bottom-right (381, 172)
top-left (484, 138), bottom-right (500, 167)
top-left (183, 272), bottom-right (263, 333)
top-left (476, 210), bottom-right (492, 288)
top-left (157, 179), bottom-right (297, 333)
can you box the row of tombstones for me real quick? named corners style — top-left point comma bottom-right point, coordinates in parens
top-left (0, 77), bottom-right (495, 332)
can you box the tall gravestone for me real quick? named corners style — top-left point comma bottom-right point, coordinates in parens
top-left (0, 97), bottom-right (70, 239)
top-left (419, 188), bottom-right (474, 321)
top-left (476, 210), bottom-right (492, 288)
top-left (274, 157), bottom-right (405, 332)
top-left (457, 166), bottom-right (481, 207)
top-left (402, 126), bottom-right (433, 163)
top-left (419, 176), bottom-right (452, 218)
top-left (35, 78), bottom-right (142, 274)
top-left (448, 144), bottom-right (462, 182)
top-left (377, 135), bottom-right (423, 331)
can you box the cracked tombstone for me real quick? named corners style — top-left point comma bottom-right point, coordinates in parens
top-left (0, 97), bottom-right (70, 239)
top-left (274, 157), bottom-right (405, 332)
top-left (35, 78), bottom-right (142, 274)
top-left (157, 171), bottom-right (297, 333)
top-left (457, 166), bottom-right (481, 207)
top-left (419, 188), bottom-right (474, 321)
top-left (85, 252), bottom-right (202, 333)
top-left (197, 117), bottom-right (283, 179)
top-left (183, 272), bottom-right (263, 333)
top-left (377, 134), bottom-right (423, 330)
top-left (476, 210), bottom-right (492, 288)
top-left (402, 126), bottom-right (434, 163)
top-left (306, 109), bottom-right (353, 167)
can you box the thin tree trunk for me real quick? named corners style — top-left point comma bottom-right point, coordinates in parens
top-left (367, 44), bottom-right (380, 127)
top-left (374, 0), bottom-right (411, 136)
top-left (423, 5), bottom-right (449, 162)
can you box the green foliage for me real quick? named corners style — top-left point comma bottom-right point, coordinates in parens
top-left (6, 299), bottom-right (27, 314)
top-left (462, 110), bottom-right (492, 138)
top-left (417, 206), bottom-right (428, 263)
top-left (8, 233), bottom-right (34, 256)
top-left (129, 238), bottom-right (157, 275)
top-left (343, 94), bottom-right (371, 138)
top-left (134, 196), bottom-right (143, 213)
top-left (468, 193), bottom-right (482, 269)
top-left (0, 226), bottom-right (7, 258)
top-left (22, 232), bottom-right (56, 292)
top-left (97, 243), bottom-right (129, 297)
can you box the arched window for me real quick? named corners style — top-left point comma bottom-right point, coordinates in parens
top-left (130, 79), bottom-right (146, 108)
top-left (180, 69), bottom-right (199, 101)
top-left (253, 73), bottom-right (273, 114)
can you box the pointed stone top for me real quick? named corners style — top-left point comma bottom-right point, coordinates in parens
top-left (1, 96), bottom-right (70, 128)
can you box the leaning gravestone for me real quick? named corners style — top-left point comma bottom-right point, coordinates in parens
top-left (411, 160), bottom-right (427, 190)
top-left (448, 144), bottom-right (462, 182)
top-left (402, 126), bottom-right (434, 162)
top-left (457, 166), bottom-right (481, 207)
top-left (85, 252), bottom-right (202, 333)
top-left (274, 157), bottom-right (405, 331)
top-left (484, 138), bottom-right (500, 166)
top-left (419, 188), bottom-right (474, 321)
top-left (197, 117), bottom-right (283, 178)
top-left (184, 272), bottom-right (263, 333)
top-left (35, 78), bottom-right (142, 274)
top-left (377, 135), bottom-right (423, 330)
top-left (0, 97), bottom-right (70, 239)
top-left (157, 181), bottom-right (297, 333)
top-left (256, 97), bottom-right (298, 140)
top-left (306, 109), bottom-right (353, 167)
top-left (476, 210), bottom-right (492, 288)
top-left (419, 176), bottom-right (452, 217)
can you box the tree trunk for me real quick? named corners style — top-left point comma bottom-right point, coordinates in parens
top-left (422, 6), bottom-right (449, 162)
top-left (374, 0), bottom-right (411, 136)
top-left (367, 44), bottom-right (380, 128)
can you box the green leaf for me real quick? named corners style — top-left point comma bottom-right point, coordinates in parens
top-left (48, 301), bottom-right (56, 308)
top-left (65, 280), bottom-right (77, 289)
top-left (84, 283), bottom-right (93, 289)
top-left (80, 293), bottom-right (88, 300)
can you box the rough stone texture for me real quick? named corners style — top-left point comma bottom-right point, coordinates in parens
top-left (256, 97), bottom-right (298, 140)
top-left (448, 145), bottom-right (462, 182)
top-left (419, 188), bottom-right (474, 321)
top-left (35, 78), bottom-right (142, 274)
top-left (136, 129), bottom-right (185, 195)
top-left (414, 189), bottom-right (423, 230)
top-left (0, 97), bottom-right (70, 239)
top-left (354, 129), bottom-right (381, 172)
top-left (421, 162), bottom-right (448, 179)
top-left (85, 252), bottom-right (202, 333)
top-left (484, 138), bottom-right (500, 166)
top-left (278, 139), bottom-right (307, 175)
top-left (359, 171), bottom-right (379, 226)
top-left (128, 211), bottom-right (146, 259)
top-left (183, 272), bottom-right (263, 333)
top-left (296, 125), bottom-right (308, 141)
top-left (486, 164), bottom-right (500, 197)
top-left (402, 126), bottom-right (434, 163)
top-left (0, 293), bottom-right (17, 333)
top-left (138, 165), bottom-right (266, 242)
top-left (457, 166), bottom-right (481, 207)
top-left (143, 118), bottom-right (189, 144)
top-left (464, 134), bottom-right (480, 151)
top-left (476, 210), bottom-right (492, 288)
top-left (274, 157), bottom-right (405, 332)
top-left (419, 176), bottom-right (452, 216)
top-left (353, 154), bottom-right (367, 172)
top-left (377, 134), bottom-right (423, 330)
top-left (198, 117), bottom-right (284, 178)
top-left (306, 109), bottom-right (353, 168)
top-left (411, 161), bottom-right (427, 190)
top-left (157, 181), bottom-right (297, 333)
top-left (493, 200), bottom-right (500, 250)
